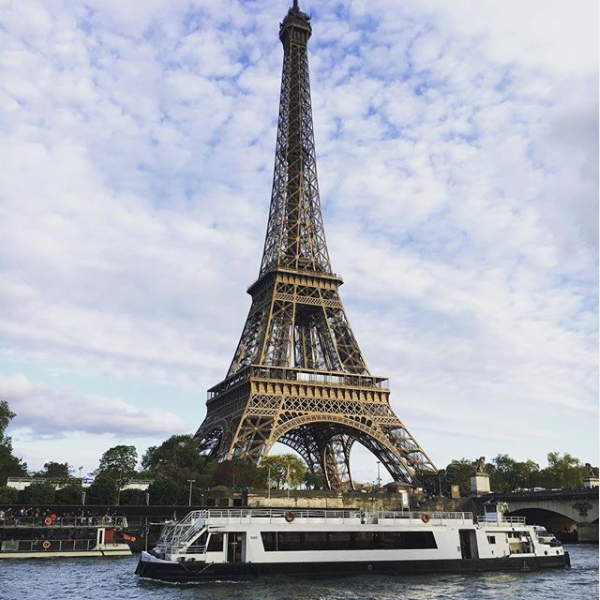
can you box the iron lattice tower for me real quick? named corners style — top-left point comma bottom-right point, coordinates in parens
top-left (194, 2), bottom-right (437, 490)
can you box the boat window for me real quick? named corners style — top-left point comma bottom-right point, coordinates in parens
top-left (260, 531), bottom-right (437, 552)
top-left (207, 533), bottom-right (224, 552)
top-left (304, 532), bottom-right (328, 551)
top-left (261, 532), bottom-right (277, 551)
top-left (277, 532), bottom-right (303, 551)
top-left (351, 532), bottom-right (374, 550)
top-left (487, 536), bottom-right (496, 544)
top-left (197, 531), bottom-right (208, 545)
top-left (378, 532), bottom-right (437, 550)
top-left (327, 532), bottom-right (351, 550)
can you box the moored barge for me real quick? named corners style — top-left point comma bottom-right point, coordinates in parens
top-left (0, 514), bottom-right (132, 559)
top-left (135, 507), bottom-right (569, 582)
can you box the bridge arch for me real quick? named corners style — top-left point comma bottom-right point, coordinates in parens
top-left (506, 507), bottom-right (578, 539)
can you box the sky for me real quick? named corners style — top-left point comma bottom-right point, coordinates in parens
top-left (0, 0), bottom-right (597, 484)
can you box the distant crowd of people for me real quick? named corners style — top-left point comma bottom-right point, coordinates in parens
top-left (0, 507), bottom-right (125, 527)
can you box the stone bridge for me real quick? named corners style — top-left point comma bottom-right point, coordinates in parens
top-left (482, 489), bottom-right (599, 542)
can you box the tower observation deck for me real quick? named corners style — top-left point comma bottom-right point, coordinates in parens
top-left (194, 1), bottom-right (437, 490)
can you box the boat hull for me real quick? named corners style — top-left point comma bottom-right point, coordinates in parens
top-left (136, 552), bottom-right (570, 582)
top-left (0, 549), bottom-right (131, 559)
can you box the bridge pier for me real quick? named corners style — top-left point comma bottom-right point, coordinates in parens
top-left (577, 522), bottom-right (599, 543)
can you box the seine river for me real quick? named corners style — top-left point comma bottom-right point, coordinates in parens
top-left (0, 544), bottom-right (597, 600)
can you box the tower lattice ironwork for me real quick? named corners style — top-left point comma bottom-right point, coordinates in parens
top-left (194, 1), bottom-right (437, 490)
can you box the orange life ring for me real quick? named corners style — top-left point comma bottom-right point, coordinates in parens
top-left (44, 517), bottom-right (52, 526)
top-left (284, 511), bottom-right (295, 523)
top-left (42, 540), bottom-right (51, 550)
top-left (421, 512), bottom-right (431, 524)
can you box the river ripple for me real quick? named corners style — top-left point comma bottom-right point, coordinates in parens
top-left (0, 544), bottom-right (597, 600)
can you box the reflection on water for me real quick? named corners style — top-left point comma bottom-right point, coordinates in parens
top-left (0, 544), bottom-right (597, 600)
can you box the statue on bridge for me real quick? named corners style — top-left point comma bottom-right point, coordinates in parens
top-left (474, 457), bottom-right (487, 474)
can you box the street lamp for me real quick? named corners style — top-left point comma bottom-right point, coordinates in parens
top-left (376, 461), bottom-right (381, 491)
top-left (187, 479), bottom-right (196, 507)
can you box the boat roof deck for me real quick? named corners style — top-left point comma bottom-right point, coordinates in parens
top-left (175, 508), bottom-right (476, 527)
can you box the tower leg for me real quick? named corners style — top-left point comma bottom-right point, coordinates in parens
top-left (324, 435), bottom-right (355, 491)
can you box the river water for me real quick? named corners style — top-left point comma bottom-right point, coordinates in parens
top-left (0, 544), bottom-right (597, 600)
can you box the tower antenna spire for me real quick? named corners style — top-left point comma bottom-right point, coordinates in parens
top-left (292, 0), bottom-right (299, 10)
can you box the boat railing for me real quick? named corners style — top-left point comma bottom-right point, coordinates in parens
top-left (168, 508), bottom-right (476, 526)
top-left (202, 508), bottom-right (362, 524)
top-left (0, 538), bottom-right (98, 553)
top-left (0, 516), bottom-right (128, 528)
top-left (155, 510), bottom-right (208, 550)
top-left (476, 515), bottom-right (527, 526)
top-left (368, 510), bottom-right (474, 524)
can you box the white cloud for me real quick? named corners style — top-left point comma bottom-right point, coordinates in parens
top-left (0, 0), bottom-right (596, 476)
top-left (0, 373), bottom-right (186, 437)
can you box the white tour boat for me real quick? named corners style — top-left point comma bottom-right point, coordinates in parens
top-left (0, 515), bottom-right (132, 559)
top-left (135, 507), bottom-right (569, 581)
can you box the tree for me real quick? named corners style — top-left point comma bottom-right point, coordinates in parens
top-left (86, 476), bottom-right (118, 505)
top-left (441, 459), bottom-right (473, 496)
top-left (118, 489), bottom-right (147, 505)
top-left (18, 482), bottom-right (56, 504)
top-left (541, 452), bottom-right (588, 490)
top-left (37, 462), bottom-right (71, 479)
top-left (489, 454), bottom-right (540, 492)
top-left (0, 400), bottom-right (28, 482)
top-left (140, 435), bottom-right (217, 493)
top-left (255, 454), bottom-right (307, 490)
top-left (147, 478), bottom-right (186, 505)
top-left (212, 459), bottom-right (257, 490)
top-left (97, 445), bottom-right (138, 484)
top-left (303, 471), bottom-right (327, 490)
top-left (142, 435), bottom-right (205, 474)
top-left (55, 483), bottom-right (83, 505)
top-left (0, 485), bottom-right (18, 504)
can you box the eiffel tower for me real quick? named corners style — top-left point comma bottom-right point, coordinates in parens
top-left (194, 1), bottom-right (437, 490)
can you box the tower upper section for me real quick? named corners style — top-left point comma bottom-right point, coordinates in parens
top-left (259, 1), bottom-right (332, 277)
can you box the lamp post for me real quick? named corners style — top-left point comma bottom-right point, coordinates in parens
top-left (187, 479), bottom-right (196, 507)
top-left (267, 465), bottom-right (271, 501)
top-left (376, 461), bottom-right (381, 491)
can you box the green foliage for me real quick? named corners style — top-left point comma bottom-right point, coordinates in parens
top-left (255, 454), bottom-right (307, 490)
top-left (213, 459), bottom-right (257, 490)
top-left (118, 489), bottom-right (147, 505)
top-left (0, 485), bottom-right (18, 503)
top-left (0, 401), bottom-right (28, 482)
top-left (147, 478), bottom-right (186, 505)
top-left (55, 483), bottom-right (83, 505)
top-left (541, 452), bottom-right (588, 490)
top-left (196, 460), bottom-right (219, 489)
top-left (440, 453), bottom-right (594, 494)
top-left (86, 476), bottom-right (118, 505)
top-left (97, 445), bottom-right (138, 483)
top-left (441, 459), bottom-right (473, 496)
top-left (489, 454), bottom-right (540, 492)
top-left (18, 482), bottom-right (56, 504)
top-left (303, 471), bottom-right (327, 490)
top-left (0, 400), bottom-right (14, 438)
top-left (142, 435), bottom-right (204, 474)
top-left (38, 462), bottom-right (71, 478)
